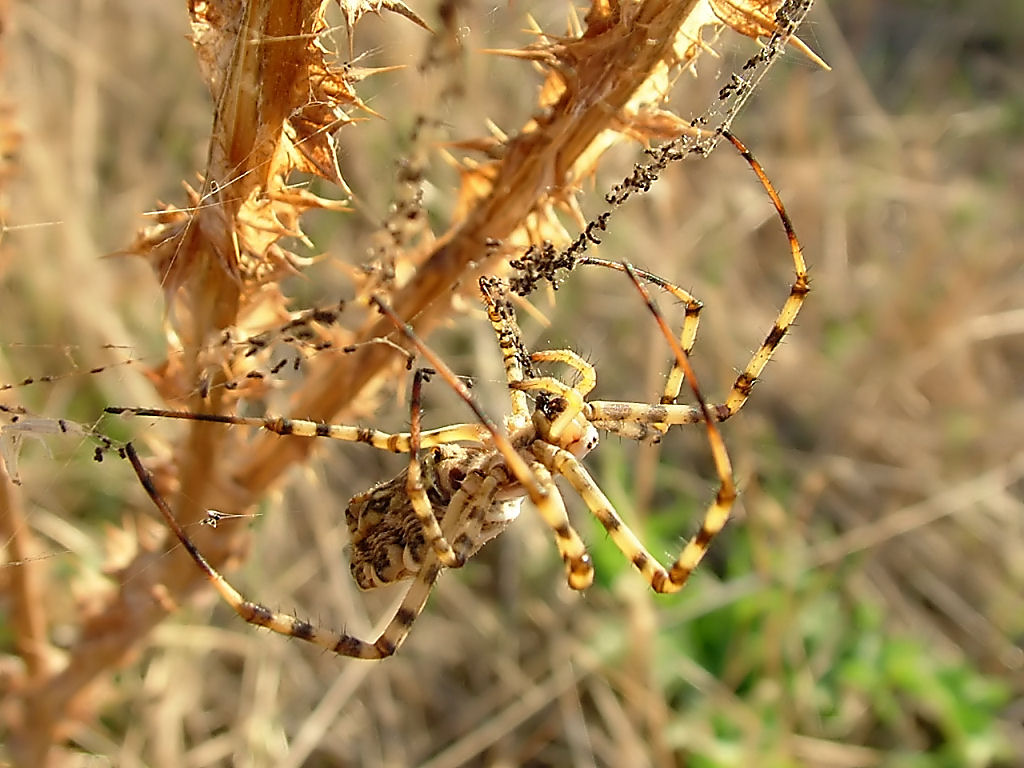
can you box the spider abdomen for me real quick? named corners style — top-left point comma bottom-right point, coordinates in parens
top-left (346, 444), bottom-right (523, 590)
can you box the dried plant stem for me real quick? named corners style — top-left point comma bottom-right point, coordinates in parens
top-left (0, 470), bottom-right (48, 679)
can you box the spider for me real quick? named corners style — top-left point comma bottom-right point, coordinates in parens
top-left (116, 130), bottom-right (809, 659)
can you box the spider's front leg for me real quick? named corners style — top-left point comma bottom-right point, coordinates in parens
top-left (712, 131), bottom-right (810, 420)
top-left (104, 406), bottom-right (490, 453)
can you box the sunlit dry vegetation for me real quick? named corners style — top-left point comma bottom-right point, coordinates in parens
top-left (1, 1), bottom-right (1021, 766)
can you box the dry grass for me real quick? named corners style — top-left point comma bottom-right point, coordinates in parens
top-left (1, 1), bottom-right (1022, 766)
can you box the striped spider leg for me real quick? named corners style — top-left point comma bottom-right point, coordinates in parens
top-left (707, 129), bottom-right (810, 422)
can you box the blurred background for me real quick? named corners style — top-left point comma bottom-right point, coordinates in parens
top-left (2, 1), bottom-right (1022, 766)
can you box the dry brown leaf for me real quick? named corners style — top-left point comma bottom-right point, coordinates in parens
top-left (710, 0), bottom-right (783, 38)
top-left (334, 0), bottom-right (431, 37)
top-left (128, 0), bottom-right (407, 345)
top-left (711, 0), bottom-right (830, 68)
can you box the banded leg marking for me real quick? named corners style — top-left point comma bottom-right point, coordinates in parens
top-left (125, 443), bottom-right (436, 658)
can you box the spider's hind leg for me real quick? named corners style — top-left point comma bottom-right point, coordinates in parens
top-left (124, 443), bottom-right (439, 659)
